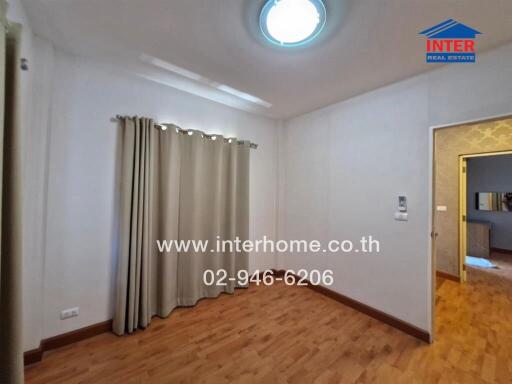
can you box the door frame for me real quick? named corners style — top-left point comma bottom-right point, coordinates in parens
top-left (429, 112), bottom-right (512, 343)
top-left (459, 155), bottom-right (467, 283)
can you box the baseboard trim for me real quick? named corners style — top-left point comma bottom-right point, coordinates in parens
top-left (491, 247), bottom-right (512, 255)
top-left (271, 269), bottom-right (430, 343)
top-left (273, 269), bottom-right (285, 277)
top-left (436, 270), bottom-right (459, 282)
top-left (24, 320), bottom-right (112, 366)
top-left (23, 346), bottom-right (43, 366)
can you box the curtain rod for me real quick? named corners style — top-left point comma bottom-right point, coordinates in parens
top-left (113, 115), bottom-right (258, 149)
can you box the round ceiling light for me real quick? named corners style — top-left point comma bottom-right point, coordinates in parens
top-left (260, 0), bottom-right (326, 47)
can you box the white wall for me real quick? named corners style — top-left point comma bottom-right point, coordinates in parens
top-left (281, 78), bottom-right (431, 330)
top-left (40, 50), bottom-right (279, 340)
top-left (281, 42), bottom-right (512, 333)
top-left (468, 155), bottom-right (512, 250)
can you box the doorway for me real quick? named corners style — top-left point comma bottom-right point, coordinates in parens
top-left (433, 117), bottom-right (512, 283)
top-left (459, 151), bottom-right (512, 282)
top-left (431, 115), bottom-right (512, 342)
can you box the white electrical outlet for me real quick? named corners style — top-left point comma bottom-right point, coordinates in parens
top-left (60, 307), bottom-right (79, 320)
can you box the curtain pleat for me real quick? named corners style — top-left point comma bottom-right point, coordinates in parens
top-left (179, 134), bottom-right (224, 304)
top-left (151, 125), bottom-right (181, 316)
top-left (0, 21), bottom-right (24, 383)
top-left (233, 142), bottom-right (250, 280)
top-left (114, 118), bottom-right (250, 335)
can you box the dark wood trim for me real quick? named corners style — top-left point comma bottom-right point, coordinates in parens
top-left (24, 320), bottom-right (112, 366)
top-left (42, 320), bottom-right (112, 351)
top-left (23, 346), bottom-right (43, 366)
top-left (308, 283), bottom-right (430, 342)
top-left (273, 269), bottom-right (431, 343)
top-left (491, 247), bottom-right (512, 256)
top-left (258, 269), bottom-right (285, 278)
top-left (436, 270), bottom-right (460, 282)
top-left (271, 269), bottom-right (285, 277)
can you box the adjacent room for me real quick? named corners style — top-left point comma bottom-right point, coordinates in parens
top-left (466, 153), bottom-right (512, 270)
top-left (463, 153), bottom-right (512, 292)
top-left (1, 0), bottom-right (512, 383)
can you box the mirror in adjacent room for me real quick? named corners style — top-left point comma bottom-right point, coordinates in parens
top-left (475, 192), bottom-right (512, 212)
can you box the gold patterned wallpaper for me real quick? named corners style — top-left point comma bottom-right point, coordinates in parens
top-left (434, 118), bottom-right (512, 276)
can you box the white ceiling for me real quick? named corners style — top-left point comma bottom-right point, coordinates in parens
top-left (22, 0), bottom-right (512, 119)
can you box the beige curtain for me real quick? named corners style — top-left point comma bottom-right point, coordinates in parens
top-left (0, 14), bottom-right (24, 384)
top-left (113, 118), bottom-right (249, 335)
top-left (178, 132), bottom-right (250, 305)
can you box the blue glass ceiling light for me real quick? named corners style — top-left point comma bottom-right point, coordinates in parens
top-left (260, 0), bottom-right (326, 47)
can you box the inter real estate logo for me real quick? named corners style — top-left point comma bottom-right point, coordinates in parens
top-left (419, 19), bottom-right (481, 63)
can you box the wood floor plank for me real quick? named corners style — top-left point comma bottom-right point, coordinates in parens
top-left (26, 252), bottom-right (512, 383)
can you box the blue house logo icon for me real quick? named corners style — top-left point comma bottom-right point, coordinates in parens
top-left (419, 19), bottom-right (482, 63)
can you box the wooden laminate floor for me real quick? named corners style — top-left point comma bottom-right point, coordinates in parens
top-left (26, 253), bottom-right (512, 383)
